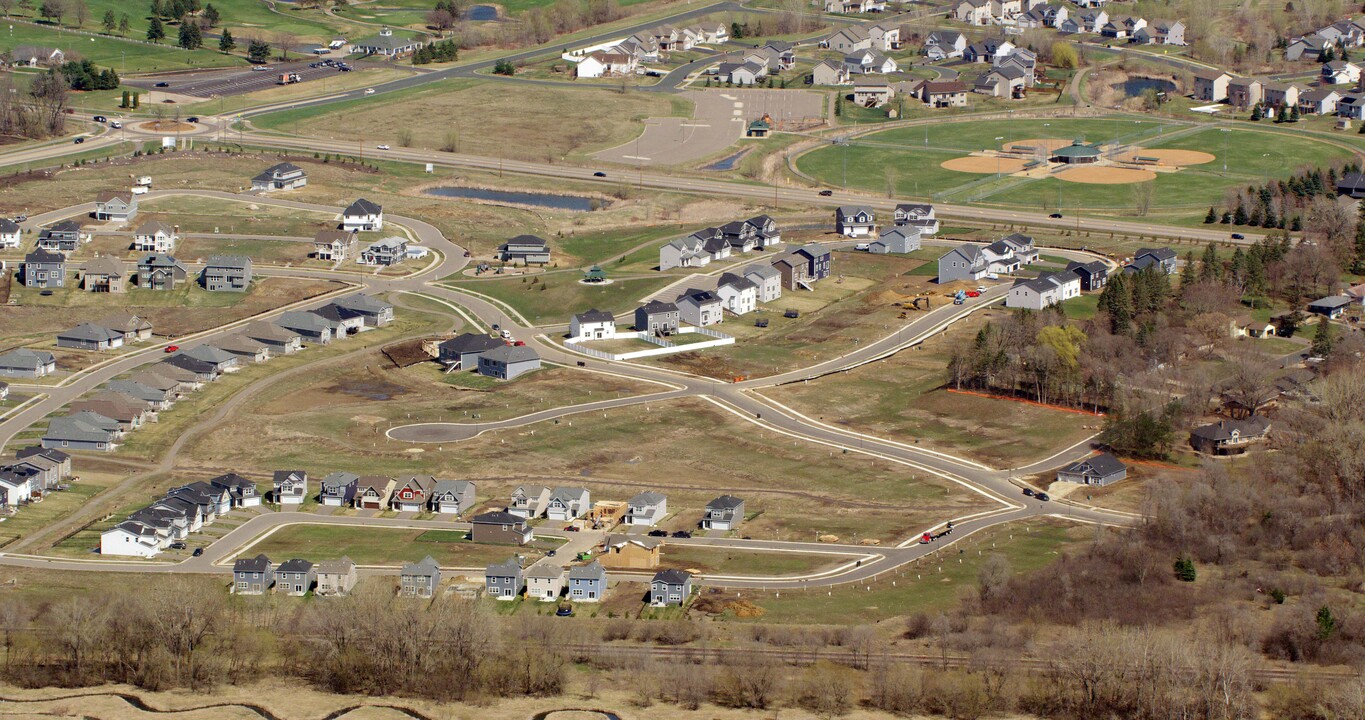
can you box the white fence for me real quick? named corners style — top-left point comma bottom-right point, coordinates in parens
top-left (565, 326), bottom-right (734, 361)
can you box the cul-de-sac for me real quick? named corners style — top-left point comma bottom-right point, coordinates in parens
top-left (0, 0), bottom-right (1362, 716)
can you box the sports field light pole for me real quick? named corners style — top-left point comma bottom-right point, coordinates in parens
top-left (1220, 128), bottom-right (1230, 176)
top-left (995, 136), bottom-right (1004, 178)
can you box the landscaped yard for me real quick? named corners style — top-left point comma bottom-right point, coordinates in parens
top-left (244, 523), bottom-right (559, 567)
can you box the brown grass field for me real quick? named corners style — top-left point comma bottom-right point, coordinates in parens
top-left (1056, 165), bottom-right (1158, 184)
top-left (941, 155), bottom-right (1030, 174)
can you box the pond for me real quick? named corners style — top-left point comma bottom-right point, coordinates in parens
top-left (1119, 76), bottom-right (1178, 98)
top-left (424, 186), bottom-right (599, 211)
top-left (703, 149), bottom-right (749, 171)
top-left (466, 4), bottom-right (498, 20)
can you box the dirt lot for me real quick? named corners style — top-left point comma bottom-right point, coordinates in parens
top-left (0, 277), bottom-right (344, 349)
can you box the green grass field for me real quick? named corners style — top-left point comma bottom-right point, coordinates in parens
top-left (247, 523), bottom-right (555, 567)
top-left (12, 0), bottom-right (359, 47)
top-left (0, 21), bottom-right (241, 73)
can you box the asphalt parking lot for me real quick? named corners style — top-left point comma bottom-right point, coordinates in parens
top-left (125, 59), bottom-right (363, 99)
top-left (594, 89), bottom-right (824, 167)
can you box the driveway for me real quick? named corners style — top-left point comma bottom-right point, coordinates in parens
top-left (594, 89), bottom-right (824, 167)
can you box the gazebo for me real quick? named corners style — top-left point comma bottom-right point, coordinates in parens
top-left (1050, 139), bottom-right (1102, 165)
top-left (583, 265), bottom-right (607, 283)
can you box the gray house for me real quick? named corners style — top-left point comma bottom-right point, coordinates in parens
top-left (478, 344), bottom-right (541, 380)
top-left (316, 557), bottom-right (358, 596)
top-left (94, 191), bottom-right (137, 222)
top-left (438, 333), bottom-right (505, 368)
top-left (36, 220), bottom-right (83, 252)
top-left (273, 470), bottom-right (308, 505)
top-left (430, 479), bottom-right (476, 515)
top-left (625, 491), bottom-right (668, 527)
top-left (319, 471), bottom-right (359, 506)
top-left (567, 560), bottom-right (607, 602)
top-left (485, 556), bottom-right (524, 600)
top-left (870, 227), bottom-right (921, 254)
top-left (702, 495), bottom-right (745, 530)
top-left (742, 264), bottom-right (783, 303)
top-left (835, 206), bottom-right (877, 237)
top-left (233, 554), bottom-right (274, 595)
top-left (0, 349), bottom-right (56, 378)
top-left (42, 413), bottom-right (120, 451)
top-left (1125, 248), bottom-right (1178, 275)
top-left (108, 380), bottom-right (175, 409)
top-left (1056, 452), bottom-right (1128, 486)
top-left (137, 254), bottom-right (188, 290)
top-left (331, 294), bottom-right (394, 327)
top-left (276, 311), bottom-right (336, 344)
top-left (400, 555), bottom-right (441, 597)
top-left (245, 322), bottom-right (303, 355)
top-left (275, 558), bottom-right (316, 596)
top-left (57, 323), bottom-right (124, 351)
top-left (634, 300), bottom-right (681, 335)
top-left (23, 250), bottom-right (66, 288)
top-left (498, 235), bottom-right (552, 265)
top-left (202, 255), bottom-right (253, 292)
top-left (650, 569), bottom-right (693, 606)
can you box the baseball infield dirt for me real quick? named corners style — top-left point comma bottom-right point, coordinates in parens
top-left (942, 156), bottom-right (1031, 174)
top-left (1117, 148), bottom-right (1216, 166)
top-left (1057, 166), bottom-right (1158, 184)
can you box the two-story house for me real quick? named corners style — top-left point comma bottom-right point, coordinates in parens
top-left (471, 510), bottom-right (534, 545)
top-left (202, 255), bottom-right (252, 292)
top-left (251, 162), bottom-right (308, 192)
top-left (233, 554), bottom-right (275, 595)
top-left (400, 556), bottom-right (441, 597)
top-left (650, 569), bottom-right (693, 606)
top-left (272, 470), bottom-right (308, 505)
top-left (342, 198), bottom-right (383, 231)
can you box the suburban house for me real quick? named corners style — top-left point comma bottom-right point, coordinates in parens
top-left (498, 235), bottom-right (552, 265)
top-left (1299, 87), bottom-right (1342, 115)
top-left (823, 26), bottom-right (873, 54)
top-left (525, 561), bottom-right (566, 602)
top-left (870, 227), bottom-right (921, 254)
top-left (137, 254), bottom-right (188, 290)
top-left (429, 480), bottom-right (476, 515)
top-left (951, 0), bottom-right (994, 25)
top-left (107, 379), bottom-right (175, 410)
top-left (400, 556), bottom-right (441, 598)
top-left (13, 447), bottom-right (72, 490)
top-left (853, 77), bottom-right (894, 106)
top-left (176, 346), bottom-right (240, 374)
top-left (391, 475), bottom-right (435, 512)
top-left (342, 198), bottom-right (383, 232)
top-left (354, 476), bottom-right (396, 510)
top-left (94, 191), bottom-right (137, 222)
top-left (650, 569), bottom-right (693, 606)
top-left (547, 487), bottom-right (591, 521)
top-left (36, 220), bottom-right (85, 253)
top-left (571, 309), bottom-right (616, 341)
top-left (964, 38), bottom-right (1014, 64)
top-left (975, 66), bottom-right (1028, 98)
top-left (100, 313), bottom-right (153, 344)
top-left (1308, 295), bottom-right (1352, 319)
top-left (634, 300), bottom-right (682, 335)
top-left (920, 81), bottom-right (969, 107)
top-left (10, 45), bottom-right (64, 67)
top-left (509, 486), bottom-right (551, 518)
top-left (42, 412), bottom-right (122, 452)
top-left (477, 345), bottom-right (541, 380)
top-left (938, 244), bottom-right (996, 283)
top-left (351, 27), bottom-right (424, 57)
top-left (1190, 416), bottom-right (1271, 454)
top-left (1285, 35), bottom-right (1328, 62)
top-left (1065, 260), bottom-right (1110, 291)
top-left (316, 557), bottom-right (358, 596)
top-left (716, 61), bottom-right (766, 85)
top-left (233, 554), bottom-right (274, 595)
top-left (202, 255), bottom-right (252, 292)
top-left (161, 354), bottom-right (219, 383)
top-left (1100, 15), bottom-right (1146, 39)
top-left (133, 221), bottom-right (178, 253)
top-left (245, 321), bottom-right (303, 354)
top-left (721, 215), bottom-right (782, 251)
top-left (1018, 4), bottom-right (1067, 29)
top-left (251, 162), bottom-right (308, 192)
top-left (358, 237), bottom-right (408, 266)
top-left (0, 349), bottom-right (55, 379)
top-left (1125, 247), bottom-right (1178, 274)
top-left (438, 333), bottom-right (506, 368)
top-left (1323, 60), bottom-right (1361, 85)
top-left (1131, 18), bottom-right (1184, 44)
top-left (485, 557), bottom-right (523, 600)
top-left (272, 470), bottom-right (308, 505)
top-left (600, 534), bottom-right (662, 569)
top-left (101, 520), bottom-right (165, 557)
top-left (1263, 82), bottom-right (1302, 109)
top-left (1193, 70), bottom-right (1231, 102)
top-left (567, 561), bottom-right (607, 602)
top-left (471, 510), bottom-right (534, 545)
top-left (214, 334), bottom-right (271, 364)
top-left (56, 323), bottom-right (124, 351)
top-left (716, 272), bottom-right (759, 315)
top-left (923, 31), bottom-right (967, 60)
top-left (0, 218), bottom-right (19, 249)
top-left (660, 234), bottom-right (713, 270)
top-left (313, 230), bottom-right (357, 261)
top-left (1226, 77), bottom-right (1262, 108)
top-left (211, 472), bottom-right (261, 507)
top-left (276, 311), bottom-right (336, 344)
top-left (23, 250), bottom-right (65, 288)
top-left (625, 491), bottom-right (668, 526)
top-left (835, 206), bottom-right (876, 237)
top-left (702, 495), bottom-right (745, 530)
top-left (812, 59), bottom-right (852, 85)
top-left (79, 256), bottom-right (126, 294)
top-left (742, 264), bottom-right (783, 304)
top-left (676, 289), bottom-right (724, 327)
top-left (844, 49), bottom-right (898, 75)
top-left (319, 471), bottom-right (359, 506)
top-left (1006, 270), bottom-right (1082, 310)
top-left (1056, 452), bottom-right (1128, 486)
top-left (576, 50), bottom-right (638, 78)
top-left (275, 559), bottom-right (315, 596)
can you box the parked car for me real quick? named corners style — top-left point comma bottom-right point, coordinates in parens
top-left (170, 541), bottom-right (186, 549)
top-left (93, 115), bottom-right (106, 123)
top-left (547, 549), bottom-right (557, 557)
top-left (564, 525), bottom-right (579, 532)
top-left (818, 189), bottom-right (833, 196)
top-left (670, 530), bottom-right (692, 538)
top-left (1049, 212), bottom-right (1063, 219)
top-left (154, 81), bottom-right (170, 87)
top-left (186, 117), bottom-right (198, 123)
top-left (13, 214), bottom-right (26, 223)
top-left (647, 529), bottom-right (668, 537)
top-left (854, 243), bottom-right (870, 251)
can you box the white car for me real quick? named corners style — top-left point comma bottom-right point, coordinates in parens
top-left (976, 286), bottom-right (986, 293)
top-left (854, 243), bottom-right (870, 251)
top-left (130, 186), bottom-right (148, 195)
top-left (376, 144), bottom-right (391, 150)
top-left (364, 88), bottom-right (375, 95)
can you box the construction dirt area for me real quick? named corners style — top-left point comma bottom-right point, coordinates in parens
top-left (594, 89), bottom-right (824, 167)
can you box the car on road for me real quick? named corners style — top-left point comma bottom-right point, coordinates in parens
top-left (670, 530), bottom-right (692, 538)
top-left (500, 329), bottom-right (512, 339)
top-left (364, 88), bottom-right (375, 95)
top-left (966, 290), bottom-right (980, 298)
top-left (1036, 492), bottom-right (1050, 502)
top-left (13, 214), bottom-right (26, 223)
top-left (647, 529), bottom-right (668, 537)
top-left (1049, 213), bottom-right (1063, 218)
top-left (854, 242), bottom-right (870, 251)
top-left (1022, 487), bottom-right (1034, 497)
top-left (976, 286), bottom-right (986, 293)
top-left (154, 82), bottom-right (170, 88)
top-left (564, 525), bottom-right (579, 532)
top-left (93, 115), bottom-right (106, 123)
top-left (547, 549), bottom-right (557, 557)
top-left (192, 547), bottom-right (204, 557)
top-left (72, 137), bottom-right (84, 144)
top-left (1231, 233), bottom-right (1245, 240)
top-left (252, 66), bottom-right (271, 71)
top-left (818, 189), bottom-right (833, 196)
top-left (165, 345), bottom-right (179, 353)
top-left (186, 117), bottom-right (198, 123)
top-left (109, 120), bottom-right (122, 129)
top-left (376, 144), bottom-right (390, 150)
top-left (593, 171), bottom-right (607, 177)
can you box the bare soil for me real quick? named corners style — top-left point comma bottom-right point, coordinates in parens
top-left (941, 155), bottom-right (1030, 174)
top-left (1056, 165), bottom-right (1158, 184)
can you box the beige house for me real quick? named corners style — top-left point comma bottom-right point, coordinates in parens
top-left (599, 534), bottom-right (662, 569)
top-left (81, 256), bottom-right (126, 293)
top-left (316, 557), bottom-right (358, 596)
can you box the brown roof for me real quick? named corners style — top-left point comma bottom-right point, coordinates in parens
top-left (97, 312), bottom-right (151, 333)
top-left (924, 80), bottom-right (968, 94)
top-left (82, 256), bottom-right (125, 277)
top-left (314, 229), bottom-right (353, 244)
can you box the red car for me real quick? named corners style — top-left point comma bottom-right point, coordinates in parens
top-left (966, 291), bottom-right (981, 298)
top-left (164, 345), bottom-right (179, 353)
top-left (513, 340), bottom-right (526, 346)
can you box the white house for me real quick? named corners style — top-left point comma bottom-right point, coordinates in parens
top-left (546, 487), bottom-right (590, 521)
top-left (743, 263), bottom-right (783, 303)
top-left (624, 491), bottom-right (667, 526)
top-left (342, 198), bottom-right (383, 232)
top-left (676, 289), bottom-right (724, 327)
top-left (100, 521), bottom-right (165, 558)
top-left (835, 206), bottom-right (877, 237)
top-left (132, 221), bottom-right (178, 253)
top-left (715, 272), bottom-right (758, 316)
top-left (0, 218), bottom-right (20, 249)
top-left (570, 309), bottom-right (616, 340)
top-left (1006, 270), bottom-right (1082, 309)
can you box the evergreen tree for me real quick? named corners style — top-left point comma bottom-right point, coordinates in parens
top-left (1354, 201), bottom-right (1365, 273)
top-left (120, 89), bottom-right (129, 108)
top-left (178, 22), bottom-right (202, 50)
top-left (1174, 557), bottom-right (1197, 582)
top-left (1098, 272), bottom-right (1132, 335)
top-left (1179, 250), bottom-right (1198, 293)
top-left (203, 3), bottom-right (219, 26)
top-left (150, 0), bottom-right (162, 18)
top-left (1246, 252), bottom-right (1268, 297)
top-left (1312, 318), bottom-right (1336, 357)
top-left (1229, 247), bottom-right (1247, 288)
top-left (1290, 105), bottom-right (1300, 122)
top-left (247, 39), bottom-right (271, 64)
top-left (218, 28), bottom-right (235, 53)
top-left (1204, 206), bottom-right (1218, 223)
top-left (101, 9), bottom-right (115, 33)
top-left (1250, 103), bottom-right (1261, 121)
top-left (1234, 203), bottom-right (1248, 225)
top-left (118, 15), bottom-right (129, 36)
top-left (1276, 105), bottom-right (1289, 123)
top-left (1292, 215), bottom-right (1303, 231)
top-left (147, 16), bottom-right (165, 43)
top-left (1221, 211), bottom-right (1232, 224)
